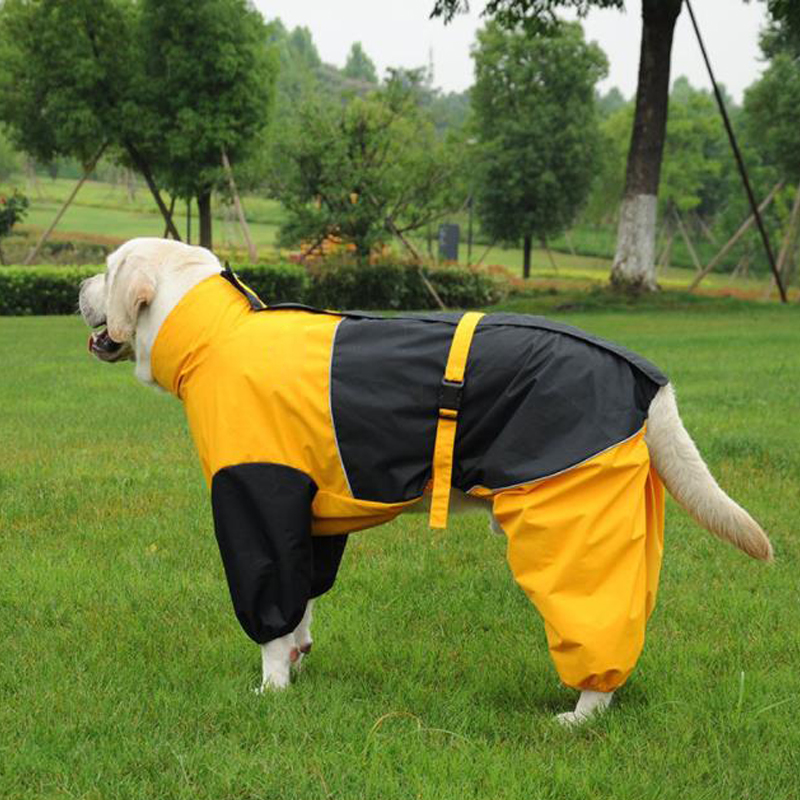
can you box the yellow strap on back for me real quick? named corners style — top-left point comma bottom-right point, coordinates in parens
top-left (429, 311), bottom-right (485, 529)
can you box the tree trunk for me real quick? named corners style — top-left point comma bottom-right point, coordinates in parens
top-left (610, 0), bottom-right (683, 293)
top-left (197, 189), bottom-right (213, 250)
top-left (124, 142), bottom-right (181, 241)
top-left (523, 234), bottom-right (532, 278)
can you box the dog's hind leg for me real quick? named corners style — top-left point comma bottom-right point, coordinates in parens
top-left (488, 511), bottom-right (505, 537)
top-left (556, 690), bottom-right (614, 727)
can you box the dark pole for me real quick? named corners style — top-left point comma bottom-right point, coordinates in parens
top-left (186, 198), bottom-right (191, 245)
top-left (685, 0), bottom-right (787, 303)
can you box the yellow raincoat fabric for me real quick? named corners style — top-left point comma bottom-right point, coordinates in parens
top-left (150, 273), bottom-right (666, 689)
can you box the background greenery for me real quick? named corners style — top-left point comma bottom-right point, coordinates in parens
top-left (1, 297), bottom-right (798, 799)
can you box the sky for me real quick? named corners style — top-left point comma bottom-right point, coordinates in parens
top-left (252, 0), bottom-right (770, 103)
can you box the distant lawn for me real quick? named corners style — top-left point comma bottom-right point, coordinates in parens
top-left (1, 300), bottom-right (799, 799)
top-left (3, 174), bottom-right (793, 301)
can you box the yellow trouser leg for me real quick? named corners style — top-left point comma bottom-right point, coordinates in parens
top-left (492, 431), bottom-right (665, 693)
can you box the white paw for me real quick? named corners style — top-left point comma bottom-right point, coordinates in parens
top-left (256, 667), bottom-right (291, 694)
top-left (555, 710), bottom-right (589, 727)
top-left (555, 690), bottom-right (614, 726)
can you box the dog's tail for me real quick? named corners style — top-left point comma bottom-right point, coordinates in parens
top-left (644, 383), bottom-right (773, 561)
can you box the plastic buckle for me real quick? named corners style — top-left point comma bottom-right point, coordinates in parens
top-left (438, 378), bottom-right (464, 418)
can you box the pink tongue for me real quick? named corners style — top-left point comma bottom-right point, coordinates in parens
top-left (88, 334), bottom-right (95, 353)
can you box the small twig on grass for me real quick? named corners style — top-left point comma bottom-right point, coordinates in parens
top-left (736, 670), bottom-right (746, 715)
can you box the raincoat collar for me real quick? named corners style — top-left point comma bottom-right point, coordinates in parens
top-left (150, 273), bottom-right (251, 399)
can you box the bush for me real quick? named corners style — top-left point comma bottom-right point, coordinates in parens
top-left (0, 266), bottom-right (97, 315)
top-left (0, 260), bottom-right (506, 316)
top-left (226, 262), bottom-right (311, 305)
top-left (307, 261), bottom-right (504, 310)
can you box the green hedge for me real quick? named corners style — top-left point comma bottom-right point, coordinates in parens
top-left (0, 261), bottom-right (505, 316)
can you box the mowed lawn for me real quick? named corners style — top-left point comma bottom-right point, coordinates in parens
top-left (1, 301), bottom-right (799, 800)
top-left (5, 175), bottom-right (793, 299)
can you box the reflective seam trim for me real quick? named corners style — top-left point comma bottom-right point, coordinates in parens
top-left (429, 311), bottom-right (485, 529)
top-left (465, 425), bottom-right (649, 496)
top-left (328, 319), bottom-right (354, 498)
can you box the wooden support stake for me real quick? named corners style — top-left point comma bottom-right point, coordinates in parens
top-left (388, 221), bottom-right (446, 310)
top-left (221, 149), bottom-right (257, 263)
top-left (541, 237), bottom-right (559, 272)
top-left (656, 230), bottom-right (674, 274)
top-left (673, 208), bottom-right (703, 272)
top-left (24, 143), bottom-right (107, 265)
top-left (777, 179), bottom-right (800, 280)
top-left (163, 195), bottom-right (177, 239)
top-left (689, 181), bottom-right (784, 291)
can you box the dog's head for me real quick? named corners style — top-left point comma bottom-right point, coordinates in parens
top-left (80, 240), bottom-right (156, 363)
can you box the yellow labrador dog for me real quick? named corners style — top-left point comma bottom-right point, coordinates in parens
top-left (79, 237), bottom-right (772, 726)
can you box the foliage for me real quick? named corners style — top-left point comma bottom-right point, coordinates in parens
top-left (0, 189), bottom-right (28, 240)
top-left (595, 86), bottom-right (628, 118)
top-left (135, 0), bottom-right (277, 245)
top-left (343, 42), bottom-right (378, 84)
top-left (743, 53), bottom-right (800, 182)
top-left (0, 0), bottom-right (136, 165)
top-left (0, 261), bottom-right (504, 315)
top-left (0, 0), bottom-right (278, 248)
top-left (584, 103), bottom-right (633, 224)
top-left (660, 78), bottom-right (729, 217)
top-left (469, 20), bottom-right (606, 272)
top-left (0, 127), bottom-right (19, 180)
top-left (430, 0), bottom-right (624, 29)
top-left (306, 261), bottom-right (504, 309)
top-left (268, 78), bottom-right (464, 262)
top-left (759, 0), bottom-right (800, 57)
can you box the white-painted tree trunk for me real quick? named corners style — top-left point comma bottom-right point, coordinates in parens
top-left (611, 193), bottom-right (659, 291)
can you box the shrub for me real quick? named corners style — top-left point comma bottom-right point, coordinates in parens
top-left (225, 262), bottom-right (311, 305)
top-left (0, 260), bottom-right (506, 316)
top-left (0, 190), bottom-right (29, 240)
top-left (307, 261), bottom-right (505, 310)
top-left (0, 266), bottom-right (97, 315)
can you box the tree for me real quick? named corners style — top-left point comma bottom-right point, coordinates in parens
top-left (0, 0), bottom-right (277, 250)
top-left (431, 0), bottom-right (685, 293)
top-left (470, 21), bottom-right (606, 276)
top-left (743, 35), bottom-right (800, 283)
top-left (268, 79), bottom-right (461, 262)
top-left (0, 0), bottom-right (180, 238)
top-left (744, 56), bottom-right (800, 182)
top-left (659, 78), bottom-right (728, 220)
top-left (136, 0), bottom-right (277, 249)
top-left (0, 189), bottom-right (28, 263)
top-left (343, 42), bottom-right (378, 84)
top-left (0, 127), bottom-right (19, 181)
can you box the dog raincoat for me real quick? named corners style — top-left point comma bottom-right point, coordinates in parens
top-left (151, 271), bottom-right (667, 693)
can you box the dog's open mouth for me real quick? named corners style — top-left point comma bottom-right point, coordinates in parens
top-left (88, 326), bottom-right (131, 362)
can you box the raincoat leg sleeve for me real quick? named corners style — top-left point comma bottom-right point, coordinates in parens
top-left (492, 431), bottom-right (665, 693)
top-left (211, 462), bottom-right (347, 644)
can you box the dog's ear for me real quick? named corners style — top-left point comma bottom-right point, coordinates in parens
top-left (106, 253), bottom-right (156, 343)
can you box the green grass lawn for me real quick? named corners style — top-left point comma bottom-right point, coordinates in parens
top-left (3, 174), bottom-right (793, 300)
top-left (1, 300), bottom-right (800, 799)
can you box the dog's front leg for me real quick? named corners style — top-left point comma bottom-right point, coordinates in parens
top-left (556, 690), bottom-right (614, 726)
top-left (258, 633), bottom-right (299, 691)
